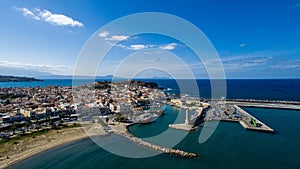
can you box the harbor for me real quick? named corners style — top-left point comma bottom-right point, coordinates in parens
top-left (167, 98), bottom-right (282, 134)
top-left (108, 122), bottom-right (199, 158)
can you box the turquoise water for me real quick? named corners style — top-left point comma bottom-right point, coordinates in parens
top-left (10, 106), bottom-right (300, 169)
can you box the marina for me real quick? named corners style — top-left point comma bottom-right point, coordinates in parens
top-left (204, 102), bottom-right (276, 133)
top-left (167, 98), bottom-right (284, 134)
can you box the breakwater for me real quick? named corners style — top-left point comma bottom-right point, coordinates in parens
top-left (227, 101), bottom-right (300, 110)
top-left (118, 131), bottom-right (199, 158)
top-left (225, 99), bottom-right (300, 105)
top-left (235, 105), bottom-right (275, 133)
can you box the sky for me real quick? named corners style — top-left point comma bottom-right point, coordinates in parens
top-left (0, 0), bottom-right (300, 79)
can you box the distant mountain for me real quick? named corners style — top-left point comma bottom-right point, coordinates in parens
top-left (0, 67), bottom-right (52, 77)
top-left (0, 75), bottom-right (43, 82)
top-left (36, 74), bottom-right (125, 80)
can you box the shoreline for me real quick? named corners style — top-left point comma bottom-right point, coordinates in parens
top-left (3, 102), bottom-right (300, 168)
top-left (0, 123), bottom-right (108, 169)
top-left (3, 120), bottom-right (199, 169)
top-left (6, 137), bottom-right (90, 169)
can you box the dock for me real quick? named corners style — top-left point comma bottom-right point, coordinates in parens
top-left (119, 131), bottom-right (199, 158)
top-left (201, 101), bottom-right (276, 133)
top-left (234, 105), bottom-right (275, 133)
top-left (168, 98), bottom-right (290, 134)
top-left (227, 101), bottom-right (300, 110)
top-left (169, 108), bottom-right (204, 131)
top-left (169, 123), bottom-right (195, 131)
top-left (110, 122), bottom-right (199, 158)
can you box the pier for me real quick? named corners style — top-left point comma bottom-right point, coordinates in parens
top-left (120, 131), bottom-right (199, 158)
top-left (169, 108), bottom-right (205, 131)
top-left (205, 103), bottom-right (275, 133)
top-left (110, 122), bottom-right (199, 158)
top-left (227, 101), bottom-right (300, 110)
top-left (169, 109), bottom-right (195, 131)
top-left (234, 105), bottom-right (274, 133)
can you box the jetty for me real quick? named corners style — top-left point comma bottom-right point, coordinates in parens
top-left (120, 131), bottom-right (199, 158)
top-left (234, 105), bottom-right (274, 133)
top-left (169, 109), bottom-right (196, 131)
top-left (110, 122), bottom-right (199, 158)
top-left (204, 103), bottom-right (275, 133)
top-left (168, 100), bottom-right (209, 131)
top-left (227, 101), bottom-right (300, 110)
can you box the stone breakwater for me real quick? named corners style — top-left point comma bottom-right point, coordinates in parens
top-left (119, 131), bottom-right (199, 158)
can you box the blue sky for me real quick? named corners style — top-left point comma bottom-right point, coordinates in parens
top-left (0, 0), bottom-right (300, 79)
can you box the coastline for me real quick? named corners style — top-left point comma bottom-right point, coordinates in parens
top-left (0, 106), bottom-right (300, 168)
top-left (3, 119), bottom-right (200, 169)
top-left (0, 123), bottom-right (108, 169)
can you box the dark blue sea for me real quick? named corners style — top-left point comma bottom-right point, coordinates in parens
top-left (2, 79), bottom-right (300, 169)
top-left (1, 79), bottom-right (300, 101)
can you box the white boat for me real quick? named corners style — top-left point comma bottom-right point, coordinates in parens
top-left (134, 110), bottom-right (164, 124)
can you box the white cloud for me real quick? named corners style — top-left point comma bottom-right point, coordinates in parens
top-left (271, 60), bottom-right (300, 70)
top-left (38, 9), bottom-right (83, 27)
top-left (107, 42), bottom-right (180, 51)
top-left (14, 7), bottom-right (40, 20)
top-left (105, 35), bottom-right (130, 41)
top-left (240, 43), bottom-right (247, 47)
top-left (129, 44), bottom-right (148, 50)
top-left (0, 61), bottom-right (73, 75)
top-left (159, 43), bottom-right (177, 50)
top-left (220, 55), bottom-right (273, 71)
top-left (14, 7), bottom-right (83, 27)
top-left (106, 41), bottom-right (149, 51)
top-left (98, 31), bottom-right (109, 37)
top-left (249, 56), bottom-right (272, 63)
top-left (102, 33), bottom-right (179, 51)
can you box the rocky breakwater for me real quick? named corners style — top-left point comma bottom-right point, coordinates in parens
top-left (119, 131), bottom-right (199, 158)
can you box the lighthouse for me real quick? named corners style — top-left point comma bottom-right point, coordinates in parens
top-left (185, 109), bottom-right (189, 125)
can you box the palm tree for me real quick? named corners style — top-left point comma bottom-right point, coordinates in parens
top-left (45, 116), bottom-right (50, 126)
top-left (50, 120), bottom-right (55, 129)
top-left (11, 122), bottom-right (17, 135)
top-left (24, 122), bottom-right (30, 131)
top-left (35, 117), bottom-right (40, 131)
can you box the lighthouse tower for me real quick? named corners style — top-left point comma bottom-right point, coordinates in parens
top-left (185, 109), bottom-right (189, 125)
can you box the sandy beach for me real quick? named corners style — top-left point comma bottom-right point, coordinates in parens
top-left (0, 123), bottom-right (107, 169)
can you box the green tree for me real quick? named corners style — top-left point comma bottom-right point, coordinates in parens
top-left (11, 122), bottom-right (17, 135)
top-left (50, 120), bottom-right (55, 129)
top-left (35, 117), bottom-right (41, 131)
top-left (45, 116), bottom-right (50, 126)
top-left (24, 122), bottom-right (30, 131)
top-left (115, 114), bottom-right (127, 122)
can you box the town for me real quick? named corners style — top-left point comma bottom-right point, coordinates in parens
top-left (0, 80), bottom-right (166, 138)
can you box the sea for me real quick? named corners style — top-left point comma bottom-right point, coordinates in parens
top-left (3, 79), bottom-right (300, 169)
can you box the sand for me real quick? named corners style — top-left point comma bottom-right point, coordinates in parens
top-left (0, 123), bottom-right (107, 169)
